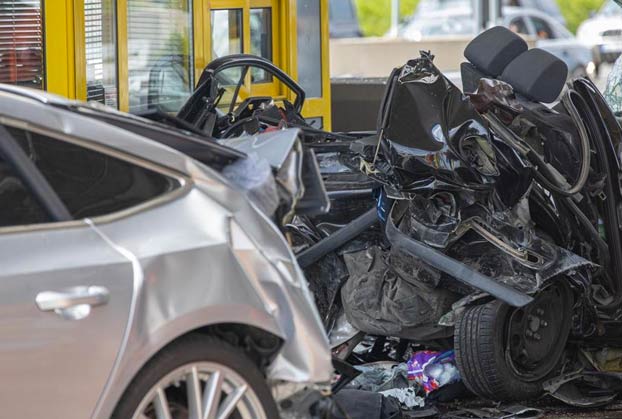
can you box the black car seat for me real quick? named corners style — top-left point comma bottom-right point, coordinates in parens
top-left (500, 48), bottom-right (568, 103)
top-left (462, 26), bottom-right (528, 93)
top-left (462, 26), bottom-right (568, 104)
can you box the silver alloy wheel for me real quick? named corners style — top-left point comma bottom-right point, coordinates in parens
top-left (131, 362), bottom-right (268, 419)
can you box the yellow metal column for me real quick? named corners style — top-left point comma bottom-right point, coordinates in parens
top-left (117, 0), bottom-right (129, 111)
top-left (44, 0), bottom-right (78, 99)
top-left (320, 0), bottom-right (331, 129)
top-left (282, 0), bottom-right (297, 80)
top-left (193, 1), bottom-right (206, 84)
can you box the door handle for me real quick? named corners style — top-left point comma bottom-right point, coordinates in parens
top-left (36, 286), bottom-right (110, 312)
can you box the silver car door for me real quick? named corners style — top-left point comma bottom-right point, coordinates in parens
top-left (0, 223), bottom-right (134, 419)
top-left (0, 124), bottom-right (135, 418)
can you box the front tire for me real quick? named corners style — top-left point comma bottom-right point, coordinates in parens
top-left (454, 284), bottom-right (572, 401)
top-left (112, 334), bottom-right (280, 419)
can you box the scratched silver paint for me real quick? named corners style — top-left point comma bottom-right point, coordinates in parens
top-left (0, 86), bottom-right (332, 418)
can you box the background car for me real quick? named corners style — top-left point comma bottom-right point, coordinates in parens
top-left (577, 0), bottom-right (622, 74)
top-left (0, 85), bottom-right (331, 418)
top-left (400, 7), bottom-right (594, 78)
top-left (413, 0), bottom-right (566, 25)
top-left (329, 0), bottom-right (362, 38)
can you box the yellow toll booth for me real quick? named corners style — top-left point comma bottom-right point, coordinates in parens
top-left (0, 0), bottom-right (331, 128)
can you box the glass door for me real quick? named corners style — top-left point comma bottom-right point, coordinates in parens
top-left (207, 0), bottom-right (281, 105)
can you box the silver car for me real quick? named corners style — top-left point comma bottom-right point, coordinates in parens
top-left (0, 85), bottom-right (331, 418)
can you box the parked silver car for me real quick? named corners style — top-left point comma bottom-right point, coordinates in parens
top-left (0, 85), bottom-right (331, 418)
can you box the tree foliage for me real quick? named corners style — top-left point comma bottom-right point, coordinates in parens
top-left (556, 0), bottom-right (606, 33)
top-left (354, 0), bottom-right (420, 37)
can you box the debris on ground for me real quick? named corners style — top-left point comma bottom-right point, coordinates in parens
top-left (543, 370), bottom-right (622, 408)
top-left (380, 387), bottom-right (426, 409)
top-left (440, 405), bottom-right (543, 419)
top-left (329, 389), bottom-right (402, 419)
top-left (408, 351), bottom-right (461, 395)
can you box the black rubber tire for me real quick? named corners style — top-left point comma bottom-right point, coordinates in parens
top-left (454, 300), bottom-right (544, 401)
top-left (112, 334), bottom-right (280, 419)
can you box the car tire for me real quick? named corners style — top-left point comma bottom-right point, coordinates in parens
top-left (454, 300), bottom-right (547, 401)
top-left (112, 334), bottom-right (280, 419)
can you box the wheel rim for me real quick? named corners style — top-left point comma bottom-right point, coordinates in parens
top-left (505, 282), bottom-right (572, 382)
top-left (131, 362), bottom-right (268, 419)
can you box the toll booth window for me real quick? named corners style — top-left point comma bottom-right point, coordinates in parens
top-left (211, 9), bottom-right (243, 58)
top-left (84, 0), bottom-right (118, 108)
top-left (250, 8), bottom-right (272, 83)
top-left (127, 0), bottom-right (193, 114)
top-left (0, 1), bottom-right (44, 89)
top-left (297, 0), bottom-right (322, 98)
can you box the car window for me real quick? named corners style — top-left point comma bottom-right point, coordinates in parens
top-left (530, 16), bottom-right (555, 39)
top-left (0, 153), bottom-right (49, 227)
top-left (509, 17), bottom-right (529, 35)
top-left (6, 126), bottom-right (177, 219)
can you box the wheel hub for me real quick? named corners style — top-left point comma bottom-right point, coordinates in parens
top-left (506, 282), bottom-right (572, 381)
top-left (132, 362), bottom-right (267, 419)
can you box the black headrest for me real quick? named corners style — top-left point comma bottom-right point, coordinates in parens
top-left (464, 26), bottom-right (528, 77)
top-left (500, 48), bottom-right (568, 103)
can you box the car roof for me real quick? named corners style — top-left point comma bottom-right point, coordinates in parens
top-left (0, 85), bottom-right (197, 175)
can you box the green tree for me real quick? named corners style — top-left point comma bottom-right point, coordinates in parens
top-left (354, 0), bottom-right (420, 37)
top-left (556, 0), bottom-right (606, 33)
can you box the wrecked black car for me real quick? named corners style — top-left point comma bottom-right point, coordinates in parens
top-left (151, 26), bottom-right (622, 407)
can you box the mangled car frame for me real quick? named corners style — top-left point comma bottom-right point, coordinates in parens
top-left (153, 25), bottom-right (622, 408)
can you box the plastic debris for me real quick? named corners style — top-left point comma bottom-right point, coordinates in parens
top-left (349, 361), bottom-right (409, 393)
top-left (380, 387), bottom-right (425, 409)
top-left (222, 152), bottom-right (279, 216)
top-left (407, 350), bottom-right (461, 394)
